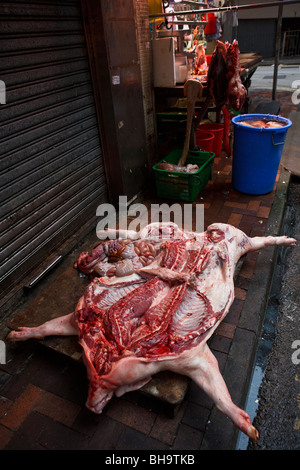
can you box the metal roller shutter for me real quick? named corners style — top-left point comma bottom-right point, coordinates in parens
top-left (0, 0), bottom-right (108, 302)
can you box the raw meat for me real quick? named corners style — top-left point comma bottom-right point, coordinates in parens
top-left (207, 40), bottom-right (247, 156)
top-left (156, 162), bottom-right (199, 173)
top-left (194, 44), bottom-right (208, 76)
top-left (226, 40), bottom-right (247, 112)
top-left (7, 222), bottom-right (296, 442)
top-left (239, 119), bottom-right (285, 129)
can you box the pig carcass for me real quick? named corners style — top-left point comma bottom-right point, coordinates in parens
top-left (7, 222), bottom-right (296, 442)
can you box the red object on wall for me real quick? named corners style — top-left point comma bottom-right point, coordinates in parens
top-left (204, 13), bottom-right (217, 35)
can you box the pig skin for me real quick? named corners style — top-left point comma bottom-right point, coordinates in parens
top-left (7, 223), bottom-right (297, 442)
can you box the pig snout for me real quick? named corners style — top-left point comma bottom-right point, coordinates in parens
top-left (85, 386), bottom-right (114, 414)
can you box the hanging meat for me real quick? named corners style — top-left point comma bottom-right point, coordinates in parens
top-left (193, 43), bottom-right (208, 76)
top-left (207, 39), bottom-right (247, 156)
top-left (7, 222), bottom-right (296, 442)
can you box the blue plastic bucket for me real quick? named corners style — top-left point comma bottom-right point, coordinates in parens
top-left (232, 114), bottom-right (292, 195)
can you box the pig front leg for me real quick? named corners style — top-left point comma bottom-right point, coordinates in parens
top-left (247, 235), bottom-right (296, 252)
top-left (234, 231), bottom-right (297, 261)
top-left (187, 343), bottom-right (259, 441)
top-left (7, 312), bottom-right (77, 342)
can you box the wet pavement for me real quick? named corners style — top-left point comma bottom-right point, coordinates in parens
top-left (249, 63), bottom-right (300, 94)
top-left (0, 66), bottom-right (299, 452)
top-left (247, 176), bottom-right (300, 450)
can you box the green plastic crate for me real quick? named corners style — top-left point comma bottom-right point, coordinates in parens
top-left (156, 112), bottom-right (187, 127)
top-left (153, 149), bottom-right (215, 202)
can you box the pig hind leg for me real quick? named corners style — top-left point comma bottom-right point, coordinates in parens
top-left (7, 312), bottom-right (77, 342)
top-left (188, 343), bottom-right (259, 441)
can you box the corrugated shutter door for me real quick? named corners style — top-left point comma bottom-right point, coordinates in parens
top-left (0, 1), bottom-right (108, 300)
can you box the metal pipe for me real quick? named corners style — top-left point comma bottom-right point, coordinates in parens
top-left (149, 0), bottom-right (300, 18)
top-left (181, 0), bottom-right (207, 5)
top-left (272, 0), bottom-right (284, 100)
top-left (24, 256), bottom-right (63, 289)
top-left (168, 20), bottom-right (208, 25)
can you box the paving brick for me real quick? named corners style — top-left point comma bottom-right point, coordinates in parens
top-left (172, 423), bottom-right (203, 450)
top-left (209, 333), bottom-right (232, 354)
top-left (257, 205), bottom-right (271, 218)
top-left (5, 410), bottom-right (87, 450)
top-left (222, 164), bottom-right (232, 175)
top-left (209, 198), bottom-right (224, 216)
top-left (2, 347), bottom-right (66, 401)
top-left (234, 286), bottom-right (247, 300)
top-left (250, 226), bottom-right (266, 237)
top-left (35, 390), bottom-right (81, 427)
top-left (235, 274), bottom-right (250, 290)
top-left (186, 381), bottom-right (213, 409)
top-left (150, 401), bottom-right (186, 446)
top-left (0, 370), bottom-right (10, 391)
top-left (29, 349), bottom-right (87, 402)
top-left (231, 192), bottom-right (251, 204)
top-left (0, 395), bottom-right (12, 419)
top-left (227, 212), bottom-right (243, 227)
top-left (106, 396), bottom-right (156, 434)
top-left (182, 402), bottom-right (210, 432)
top-left (224, 201), bottom-right (248, 209)
top-left (0, 424), bottom-right (14, 450)
top-left (215, 322), bottom-right (236, 340)
top-left (71, 407), bottom-right (102, 437)
top-left (4, 411), bottom-right (47, 450)
top-left (239, 257), bottom-right (257, 279)
top-left (36, 413), bottom-right (89, 450)
top-left (216, 206), bottom-right (233, 223)
top-left (117, 426), bottom-right (169, 450)
top-left (213, 350), bottom-right (227, 372)
top-left (0, 384), bottom-right (44, 431)
top-left (240, 214), bottom-right (261, 234)
top-left (1, 363), bottom-right (40, 402)
top-left (247, 200), bottom-right (261, 212)
top-left (87, 415), bottom-right (126, 450)
top-left (1, 341), bottom-right (38, 376)
top-left (226, 298), bottom-right (244, 325)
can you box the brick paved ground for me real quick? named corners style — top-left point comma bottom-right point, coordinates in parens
top-left (0, 87), bottom-right (297, 451)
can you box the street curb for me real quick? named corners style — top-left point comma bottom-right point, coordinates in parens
top-left (200, 168), bottom-right (292, 450)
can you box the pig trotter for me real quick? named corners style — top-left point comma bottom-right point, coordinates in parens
top-left (226, 406), bottom-right (259, 441)
top-left (7, 312), bottom-right (77, 341)
top-left (186, 343), bottom-right (259, 440)
top-left (247, 425), bottom-right (259, 441)
top-left (248, 235), bottom-right (297, 252)
top-left (7, 326), bottom-right (45, 341)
